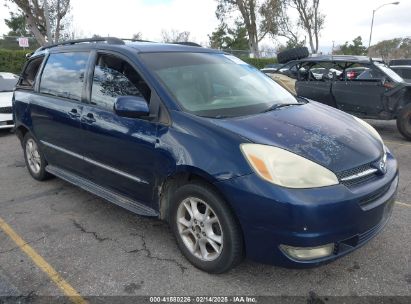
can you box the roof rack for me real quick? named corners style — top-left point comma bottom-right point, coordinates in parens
top-left (173, 41), bottom-right (202, 47)
top-left (36, 37), bottom-right (129, 52)
top-left (32, 37), bottom-right (201, 55)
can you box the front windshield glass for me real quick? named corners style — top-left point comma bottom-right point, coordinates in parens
top-left (374, 62), bottom-right (404, 83)
top-left (140, 52), bottom-right (297, 117)
top-left (0, 74), bottom-right (18, 92)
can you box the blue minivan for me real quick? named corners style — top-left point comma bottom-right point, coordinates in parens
top-left (13, 38), bottom-right (398, 273)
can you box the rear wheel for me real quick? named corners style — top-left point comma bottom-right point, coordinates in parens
top-left (170, 182), bottom-right (244, 273)
top-left (23, 133), bottom-right (51, 181)
top-left (396, 104), bottom-right (411, 140)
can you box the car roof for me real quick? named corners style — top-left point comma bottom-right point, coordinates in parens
top-left (294, 55), bottom-right (382, 64)
top-left (31, 37), bottom-right (221, 57)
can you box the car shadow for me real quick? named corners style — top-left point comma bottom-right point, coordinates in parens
top-left (0, 129), bottom-right (14, 138)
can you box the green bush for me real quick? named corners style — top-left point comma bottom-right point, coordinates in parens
top-left (0, 49), bottom-right (32, 74)
top-left (240, 57), bottom-right (278, 69)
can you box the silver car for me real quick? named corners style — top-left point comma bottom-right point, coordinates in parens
top-left (0, 72), bottom-right (18, 129)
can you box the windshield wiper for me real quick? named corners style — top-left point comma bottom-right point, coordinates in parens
top-left (263, 102), bottom-right (304, 113)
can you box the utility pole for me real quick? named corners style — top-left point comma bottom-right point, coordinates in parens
top-left (368, 2), bottom-right (400, 50)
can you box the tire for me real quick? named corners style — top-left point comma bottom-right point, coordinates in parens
top-left (396, 104), bottom-right (411, 141)
top-left (170, 182), bottom-right (244, 273)
top-left (277, 47), bottom-right (309, 64)
top-left (23, 133), bottom-right (51, 181)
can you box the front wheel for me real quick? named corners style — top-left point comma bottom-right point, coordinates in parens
top-left (396, 104), bottom-right (411, 141)
top-left (170, 182), bottom-right (244, 273)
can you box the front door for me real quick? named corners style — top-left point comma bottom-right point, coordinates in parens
top-left (332, 65), bottom-right (386, 116)
top-left (79, 52), bottom-right (158, 205)
top-left (295, 63), bottom-right (336, 107)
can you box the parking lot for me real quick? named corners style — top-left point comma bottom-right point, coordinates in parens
top-left (0, 120), bottom-right (410, 301)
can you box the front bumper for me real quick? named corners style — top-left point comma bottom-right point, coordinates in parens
top-left (216, 152), bottom-right (398, 267)
top-left (0, 113), bottom-right (14, 129)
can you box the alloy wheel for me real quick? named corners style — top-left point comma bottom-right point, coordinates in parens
top-left (176, 197), bottom-right (223, 261)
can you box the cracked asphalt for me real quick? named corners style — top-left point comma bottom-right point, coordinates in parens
top-left (0, 119), bottom-right (410, 299)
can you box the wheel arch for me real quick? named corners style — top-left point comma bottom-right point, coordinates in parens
top-left (157, 167), bottom-right (245, 238)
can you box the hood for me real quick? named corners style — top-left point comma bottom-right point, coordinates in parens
top-left (208, 102), bottom-right (383, 173)
top-left (0, 92), bottom-right (13, 107)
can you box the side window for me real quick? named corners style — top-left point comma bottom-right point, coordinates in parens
top-left (39, 52), bottom-right (89, 101)
top-left (19, 56), bottom-right (44, 89)
top-left (307, 62), bottom-right (342, 81)
top-left (91, 54), bottom-right (151, 110)
top-left (344, 64), bottom-right (383, 81)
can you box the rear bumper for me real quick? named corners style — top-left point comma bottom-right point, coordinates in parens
top-left (216, 153), bottom-right (399, 267)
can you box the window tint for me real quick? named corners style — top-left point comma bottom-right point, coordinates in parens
top-left (91, 54), bottom-right (151, 110)
top-left (19, 56), bottom-right (44, 89)
top-left (40, 52), bottom-right (89, 101)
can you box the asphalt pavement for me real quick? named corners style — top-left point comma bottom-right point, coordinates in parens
top-left (0, 120), bottom-right (410, 302)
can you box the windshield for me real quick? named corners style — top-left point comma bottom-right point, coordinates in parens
top-left (374, 62), bottom-right (404, 83)
top-left (140, 52), bottom-right (297, 118)
top-left (0, 74), bottom-right (18, 92)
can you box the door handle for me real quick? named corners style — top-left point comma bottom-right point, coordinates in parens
top-left (82, 113), bottom-right (96, 124)
top-left (68, 108), bottom-right (80, 118)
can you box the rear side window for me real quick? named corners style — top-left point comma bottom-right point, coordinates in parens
top-left (91, 54), bottom-right (151, 110)
top-left (40, 52), bottom-right (89, 101)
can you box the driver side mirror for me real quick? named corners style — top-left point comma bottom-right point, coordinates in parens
top-left (114, 96), bottom-right (149, 118)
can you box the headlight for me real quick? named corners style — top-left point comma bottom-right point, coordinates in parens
top-left (240, 144), bottom-right (339, 188)
top-left (353, 116), bottom-right (383, 144)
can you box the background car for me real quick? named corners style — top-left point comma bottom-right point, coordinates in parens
top-left (0, 72), bottom-right (18, 129)
top-left (389, 59), bottom-right (411, 66)
top-left (390, 66), bottom-right (411, 82)
top-left (270, 52), bottom-right (411, 141)
top-left (260, 63), bottom-right (283, 74)
top-left (264, 72), bottom-right (296, 95)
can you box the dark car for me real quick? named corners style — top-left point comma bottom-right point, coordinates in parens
top-left (13, 38), bottom-right (398, 273)
top-left (273, 55), bottom-right (411, 140)
top-left (389, 59), bottom-right (411, 66)
top-left (390, 66), bottom-right (411, 82)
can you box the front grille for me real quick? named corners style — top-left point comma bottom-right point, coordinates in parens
top-left (336, 161), bottom-right (379, 187)
top-left (0, 106), bottom-right (12, 114)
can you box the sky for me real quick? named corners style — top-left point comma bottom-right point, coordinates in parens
top-left (1, 0), bottom-right (411, 53)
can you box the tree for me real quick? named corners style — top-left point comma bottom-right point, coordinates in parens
top-left (161, 29), bottom-right (190, 43)
top-left (4, 12), bottom-right (30, 36)
top-left (267, 1), bottom-right (305, 48)
top-left (368, 38), bottom-right (411, 60)
top-left (216, 0), bottom-right (280, 57)
top-left (333, 36), bottom-right (367, 56)
top-left (7, 0), bottom-right (71, 46)
top-left (287, 0), bottom-right (324, 53)
top-left (209, 21), bottom-right (249, 50)
top-left (132, 32), bottom-right (143, 40)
